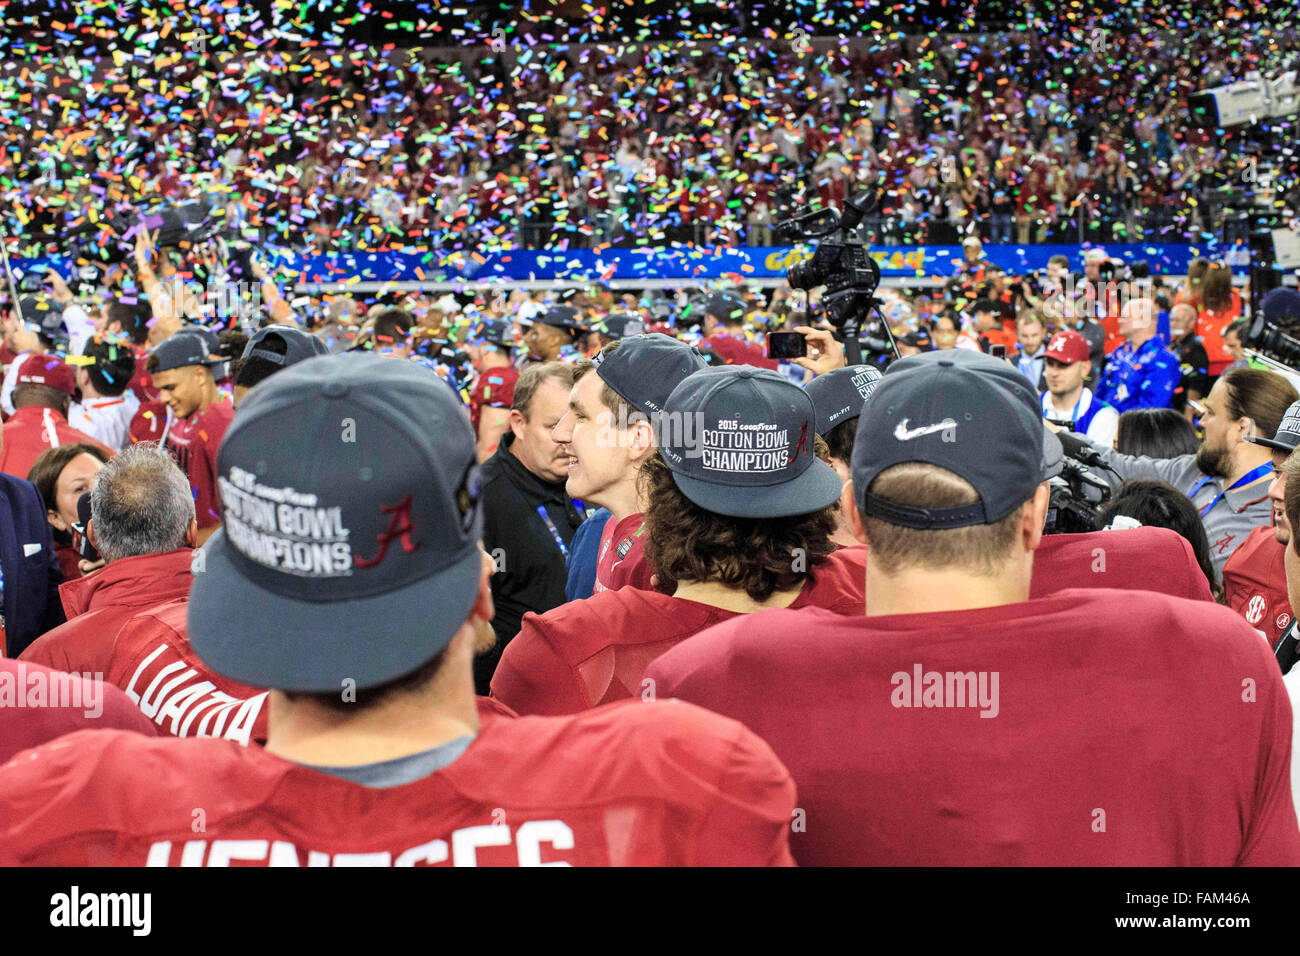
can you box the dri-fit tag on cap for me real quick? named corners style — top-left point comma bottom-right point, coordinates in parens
top-left (593, 332), bottom-right (707, 417)
top-left (804, 365), bottom-right (883, 436)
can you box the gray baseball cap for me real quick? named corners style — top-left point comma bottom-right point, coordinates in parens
top-left (805, 365), bottom-right (884, 436)
top-left (1245, 399), bottom-right (1300, 453)
top-left (887, 348), bottom-right (1062, 479)
top-left (241, 324), bottom-right (328, 367)
top-left (852, 352), bottom-right (1055, 529)
top-left (594, 333), bottom-right (708, 418)
top-left (593, 312), bottom-right (646, 339)
top-left (188, 353), bottom-right (484, 692)
top-left (151, 329), bottom-right (224, 373)
top-left (659, 365), bottom-right (842, 519)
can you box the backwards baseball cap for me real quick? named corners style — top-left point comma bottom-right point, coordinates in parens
top-left (187, 354), bottom-right (484, 692)
top-left (852, 350), bottom-right (1058, 530)
top-left (593, 312), bottom-right (646, 339)
top-left (962, 235), bottom-right (982, 248)
top-left (150, 330), bottom-right (224, 373)
top-left (659, 365), bottom-right (842, 518)
top-left (1245, 398), bottom-right (1300, 453)
top-left (1044, 329), bottom-right (1090, 365)
top-left (594, 333), bottom-right (708, 418)
top-left (1262, 288), bottom-right (1300, 326)
top-left (804, 365), bottom-right (883, 436)
top-left (16, 353), bottom-right (75, 396)
top-left (705, 293), bottom-right (746, 324)
top-left (472, 317), bottom-right (514, 347)
top-left (241, 324), bottom-right (328, 368)
top-left (536, 304), bottom-right (588, 333)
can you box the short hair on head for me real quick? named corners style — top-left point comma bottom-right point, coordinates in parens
top-left (822, 415), bottom-right (858, 466)
top-left (1048, 254), bottom-right (1069, 268)
top-left (90, 442), bottom-right (195, 562)
top-left (860, 462), bottom-right (1025, 576)
top-left (1220, 367), bottom-right (1299, 441)
top-left (640, 452), bottom-right (836, 601)
top-left (1016, 311), bottom-right (1045, 330)
top-left (573, 340), bottom-right (634, 419)
top-left (12, 383), bottom-right (69, 413)
top-left (281, 646), bottom-right (448, 712)
top-left (511, 361), bottom-right (576, 420)
top-left (105, 301), bottom-right (150, 345)
top-left (80, 337), bottom-right (136, 396)
top-left (372, 309), bottom-right (413, 347)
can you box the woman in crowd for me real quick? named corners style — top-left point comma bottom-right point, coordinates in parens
top-left (27, 443), bottom-right (111, 581)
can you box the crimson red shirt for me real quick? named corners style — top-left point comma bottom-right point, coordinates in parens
top-left (104, 598), bottom-right (270, 746)
top-left (164, 400), bottom-right (234, 528)
top-left (701, 334), bottom-right (779, 370)
top-left (0, 659), bottom-right (158, 764)
top-left (646, 589), bottom-right (1300, 866)
top-left (1031, 527), bottom-right (1215, 602)
top-left (594, 512), bottom-right (654, 593)
top-left (468, 366), bottom-right (519, 433)
top-left (130, 400), bottom-right (169, 444)
top-left (0, 407), bottom-right (115, 480)
top-left (0, 698), bottom-right (796, 866)
top-left (20, 549), bottom-right (196, 675)
top-left (1223, 525), bottom-right (1294, 643)
top-left (492, 547), bottom-right (865, 716)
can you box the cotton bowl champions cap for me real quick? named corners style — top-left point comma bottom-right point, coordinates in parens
top-left (659, 365), bottom-right (842, 518)
top-left (852, 350), bottom-right (1057, 529)
top-left (188, 353), bottom-right (484, 692)
top-left (594, 332), bottom-right (708, 417)
top-left (805, 365), bottom-right (883, 436)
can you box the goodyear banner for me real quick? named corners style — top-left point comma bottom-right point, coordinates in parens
top-left (18, 242), bottom-right (1247, 287)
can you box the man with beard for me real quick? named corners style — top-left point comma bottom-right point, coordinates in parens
top-left (1221, 400), bottom-right (1300, 644)
top-left (1054, 367), bottom-right (1298, 580)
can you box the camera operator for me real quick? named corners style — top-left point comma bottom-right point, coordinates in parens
top-left (1052, 366), bottom-right (1298, 579)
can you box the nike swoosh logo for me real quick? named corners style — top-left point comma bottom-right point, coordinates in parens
top-left (894, 418), bottom-right (957, 441)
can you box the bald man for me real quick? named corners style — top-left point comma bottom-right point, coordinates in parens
top-left (1096, 297), bottom-right (1181, 414)
top-left (1170, 302), bottom-right (1211, 420)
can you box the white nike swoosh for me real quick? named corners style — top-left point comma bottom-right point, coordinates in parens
top-left (894, 418), bottom-right (958, 441)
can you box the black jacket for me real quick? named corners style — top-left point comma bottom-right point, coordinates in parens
top-left (0, 473), bottom-right (65, 657)
top-left (477, 433), bottom-right (584, 694)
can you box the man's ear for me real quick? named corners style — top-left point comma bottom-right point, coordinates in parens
top-left (86, 517), bottom-right (97, 546)
top-left (844, 479), bottom-right (866, 544)
top-left (475, 547), bottom-right (496, 622)
top-left (508, 408), bottom-right (526, 441)
top-left (1024, 482), bottom-right (1050, 552)
top-left (628, 419), bottom-right (656, 464)
top-left (184, 518), bottom-right (199, 549)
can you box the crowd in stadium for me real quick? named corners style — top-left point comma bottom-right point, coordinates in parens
top-left (4, 21), bottom-right (1293, 258)
top-left (3, 0), bottom-right (1300, 870)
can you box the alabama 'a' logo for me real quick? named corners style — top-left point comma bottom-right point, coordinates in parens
top-left (354, 495), bottom-right (419, 568)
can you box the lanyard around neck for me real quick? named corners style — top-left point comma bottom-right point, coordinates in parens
top-left (1189, 462), bottom-right (1273, 518)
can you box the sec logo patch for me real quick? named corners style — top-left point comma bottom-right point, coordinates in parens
top-left (1246, 595), bottom-right (1266, 625)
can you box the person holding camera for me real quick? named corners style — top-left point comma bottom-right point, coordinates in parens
top-left (1054, 366), bottom-right (1298, 579)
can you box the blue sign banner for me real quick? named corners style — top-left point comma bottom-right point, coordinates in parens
top-left (15, 242), bottom-right (1249, 286)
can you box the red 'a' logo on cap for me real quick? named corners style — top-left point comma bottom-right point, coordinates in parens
top-left (790, 421), bottom-right (809, 465)
top-left (354, 495), bottom-right (419, 568)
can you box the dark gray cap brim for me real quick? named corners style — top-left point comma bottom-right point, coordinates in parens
top-left (1244, 434), bottom-right (1299, 453)
top-left (187, 527), bottom-right (483, 693)
top-left (668, 455), bottom-right (844, 519)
